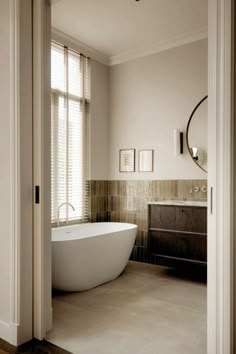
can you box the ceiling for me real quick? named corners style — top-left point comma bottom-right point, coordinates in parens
top-left (51, 0), bottom-right (208, 65)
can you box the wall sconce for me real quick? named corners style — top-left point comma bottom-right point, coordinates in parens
top-left (174, 129), bottom-right (183, 156)
top-left (191, 147), bottom-right (199, 160)
top-left (190, 146), bottom-right (204, 166)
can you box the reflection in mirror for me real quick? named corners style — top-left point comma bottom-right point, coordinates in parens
top-left (186, 96), bottom-right (208, 173)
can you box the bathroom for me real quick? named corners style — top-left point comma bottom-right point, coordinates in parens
top-left (48, 1), bottom-right (208, 353)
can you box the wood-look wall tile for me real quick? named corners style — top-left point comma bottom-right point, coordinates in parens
top-left (147, 181), bottom-right (155, 197)
top-left (176, 180), bottom-right (184, 200)
top-left (126, 180), bottom-right (135, 196)
top-left (110, 211), bottom-right (121, 222)
top-left (104, 180), bottom-right (108, 196)
top-left (135, 230), bottom-right (142, 246)
top-left (134, 198), bottom-right (147, 213)
top-left (119, 197), bottom-right (127, 211)
top-left (136, 181), bottom-right (144, 196)
top-left (125, 196), bottom-right (136, 212)
top-left (120, 212), bottom-right (136, 224)
top-left (107, 196), bottom-right (111, 212)
top-left (154, 180), bottom-right (160, 198)
top-left (90, 180), bottom-right (95, 196)
top-left (119, 181), bottom-right (127, 196)
top-left (136, 213), bottom-right (148, 231)
top-left (135, 230), bottom-right (148, 248)
top-left (98, 196), bottom-right (108, 212)
top-left (110, 196), bottom-right (121, 211)
top-left (108, 181), bottom-right (118, 196)
top-left (90, 213), bottom-right (97, 223)
top-left (91, 197), bottom-right (97, 213)
top-left (183, 179), bottom-right (191, 200)
top-left (94, 181), bottom-right (101, 196)
top-left (95, 212), bottom-right (107, 222)
top-left (93, 181), bottom-right (105, 196)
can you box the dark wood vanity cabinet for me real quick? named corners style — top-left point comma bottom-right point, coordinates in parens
top-left (148, 204), bottom-right (207, 266)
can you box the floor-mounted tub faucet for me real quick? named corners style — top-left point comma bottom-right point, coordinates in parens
top-left (57, 202), bottom-right (75, 227)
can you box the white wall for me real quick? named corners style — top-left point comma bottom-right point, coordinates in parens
top-left (51, 34), bottom-right (208, 182)
top-left (109, 39), bottom-right (208, 180)
top-left (90, 59), bottom-right (109, 180)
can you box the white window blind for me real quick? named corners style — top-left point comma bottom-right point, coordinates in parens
top-left (51, 42), bottom-right (90, 224)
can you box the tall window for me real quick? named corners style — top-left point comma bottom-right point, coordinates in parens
top-left (51, 42), bottom-right (90, 224)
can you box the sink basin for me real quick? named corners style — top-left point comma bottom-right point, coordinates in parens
top-left (148, 200), bottom-right (207, 207)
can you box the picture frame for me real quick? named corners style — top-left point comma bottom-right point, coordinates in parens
top-left (119, 149), bottom-right (135, 172)
top-left (139, 149), bottom-right (154, 172)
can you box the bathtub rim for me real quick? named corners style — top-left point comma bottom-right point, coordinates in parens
top-left (51, 222), bottom-right (138, 242)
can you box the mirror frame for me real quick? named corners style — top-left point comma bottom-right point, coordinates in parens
top-left (186, 95), bottom-right (208, 173)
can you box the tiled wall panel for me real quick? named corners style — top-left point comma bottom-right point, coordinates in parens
top-left (90, 180), bottom-right (207, 263)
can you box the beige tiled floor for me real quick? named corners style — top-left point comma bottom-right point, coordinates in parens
top-left (46, 261), bottom-right (207, 354)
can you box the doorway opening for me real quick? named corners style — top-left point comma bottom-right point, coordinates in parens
top-left (32, 1), bottom-right (235, 353)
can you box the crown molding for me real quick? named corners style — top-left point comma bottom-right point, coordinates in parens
top-left (51, 28), bottom-right (110, 65)
top-left (52, 26), bottom-right (208, 67)
top-left (109, 27), bottom-right (208, 66)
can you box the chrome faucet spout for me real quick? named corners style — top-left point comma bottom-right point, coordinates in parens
top-left (57, 202), bottom-right (75, 227)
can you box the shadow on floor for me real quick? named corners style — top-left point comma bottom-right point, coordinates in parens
top-left (165, 265), bottom-right (207, 283)
top-left (0, 339), bottom-right (71, 354)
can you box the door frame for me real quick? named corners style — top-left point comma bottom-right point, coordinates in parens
top-left (32, 0), bottom-right (236, 352)
top-left (207, 0), bottom-right (235, 353)
top-left (33, 0), bottom-right (52, 340)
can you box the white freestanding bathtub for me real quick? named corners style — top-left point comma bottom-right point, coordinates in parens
top-left (52, 222), bottom-right (137, 292)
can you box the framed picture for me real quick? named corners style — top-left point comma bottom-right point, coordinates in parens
top-left (119, 149), bottom-right (135, 172)
top-left (139, 150), bottom-right (154, 172)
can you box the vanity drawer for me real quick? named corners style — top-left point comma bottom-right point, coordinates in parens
top-left (150, 205), bottom-right (207, 234)
top-left (175, 207), bottom-right (207, 233)
top-left (150, 205), bottom-right (176, 229)
top-left (150, 230), bottom-right (207, 262)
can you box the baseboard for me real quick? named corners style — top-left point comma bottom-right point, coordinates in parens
top-left (0, 320), bottom-right (18, 346)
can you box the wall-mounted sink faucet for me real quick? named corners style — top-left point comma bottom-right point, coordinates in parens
top-left (189, 186), bottom-right (207, 194)
top-left (57, 202), bottom-right (75, 227)
top-left (189, 186), bottom-right (200, 194)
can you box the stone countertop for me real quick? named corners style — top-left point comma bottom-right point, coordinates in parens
top-left (148, 200), bottom-right (207, 207)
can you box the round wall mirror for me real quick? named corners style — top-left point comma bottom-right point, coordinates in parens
top-left (186, 95), bottom-right (208, 173)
